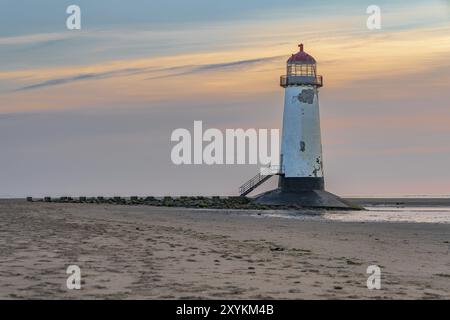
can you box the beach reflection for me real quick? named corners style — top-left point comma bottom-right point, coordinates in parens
top-left (324, 207), bottom-right (450, 224)
top-left (254, 207), bottom-right (450, 224)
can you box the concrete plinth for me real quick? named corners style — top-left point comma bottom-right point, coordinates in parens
top-left (253, 177), bottom-right (362, 210)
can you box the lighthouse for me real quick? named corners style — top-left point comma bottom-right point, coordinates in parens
top-left (248, 44), bottom-right (356, 209)
top-left (279, 43), bottom-right (324, 187)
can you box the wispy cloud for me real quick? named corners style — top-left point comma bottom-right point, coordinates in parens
top-left (15, 67), bottom-right (153, 91)
top-left (14, 56), bottom-right (282, 92)
top-left (193, 57), bottom-right (282, 71)
top-left (0, 32), bottom-right (73, 46)
top-left (147, 56), bottom-right (283, 79)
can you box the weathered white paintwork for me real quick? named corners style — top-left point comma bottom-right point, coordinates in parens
top-left (280, 85), bottom-right (324, 178)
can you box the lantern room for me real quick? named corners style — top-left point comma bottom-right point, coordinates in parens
top-left (280, 44), bottom-right (323, 88)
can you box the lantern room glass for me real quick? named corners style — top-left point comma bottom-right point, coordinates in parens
top-left (287, 63), bottom-right (317, 77)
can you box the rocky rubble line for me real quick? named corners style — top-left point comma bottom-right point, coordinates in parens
top-left (26, 196), bottom-right (300, 210)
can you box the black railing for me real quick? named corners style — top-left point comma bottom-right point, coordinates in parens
top-left (280, 75), bottom-right (323, 88)
top-left (238, 166), bottom-right (283, 196)
top-left (239, 173), bottom-right (273, 196)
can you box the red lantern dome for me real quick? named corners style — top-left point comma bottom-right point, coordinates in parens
top-left (287, 44), bottom-right (316, 64)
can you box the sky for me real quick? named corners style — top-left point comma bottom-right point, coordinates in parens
top-left (1, 0), bottom-right (450, 197)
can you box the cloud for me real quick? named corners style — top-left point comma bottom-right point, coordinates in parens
top-left (0, 33), bottom-right (72, 46)
top-left (147, 56), bottom-right (283, 79)
top-left (194, 56), bottom-right (282, 71)
top-left (14, 66), bottom-right (159, 92)
top-left (14, 56), bottom-right (282, 92)
top-left (17, 74), bottom-right (98, 91)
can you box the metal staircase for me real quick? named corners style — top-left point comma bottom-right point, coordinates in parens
top-left (239, 166), bottom-right (283, 196)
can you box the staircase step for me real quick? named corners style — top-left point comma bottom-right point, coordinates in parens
top-left (239, 173), bottom-right (274, 196)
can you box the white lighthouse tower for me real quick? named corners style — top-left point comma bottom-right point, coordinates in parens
top-left (280, 43), bottom-right (324, 186)
top-left (252, 44), bottom-right (356, 208)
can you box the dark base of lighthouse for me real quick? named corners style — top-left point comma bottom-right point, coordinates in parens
top-left (278, 176), bottom-right (325, 191)
top-left (253, 177), bottom-right (361, 210)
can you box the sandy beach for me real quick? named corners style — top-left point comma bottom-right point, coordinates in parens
top-left (0, 200), bottom-right (449, 299)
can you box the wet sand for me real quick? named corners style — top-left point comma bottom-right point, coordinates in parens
top-left (0, 200), bottom-right (449, 299)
